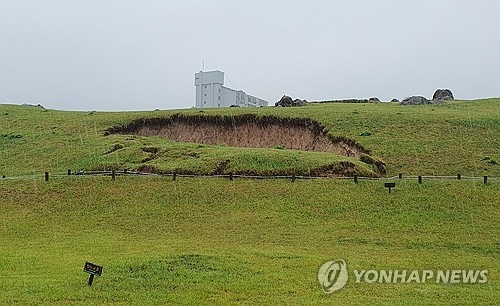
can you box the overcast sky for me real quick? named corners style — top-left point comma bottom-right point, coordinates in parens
top-left (1, 0), bottom-right (499, 111)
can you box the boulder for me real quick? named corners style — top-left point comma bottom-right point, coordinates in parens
top-left (433, 89), bottom-right (454, 100)
top-left (293, 99), bottom-right (305, 106)
top-left (275, 95), bottom-right (305, 107)
top-left (400, 96), bottom-right (433, 105)
top-left (368, 97), bottom-right (381, 103)
top-left (275, 95), bottom-right (293, 107)
top-left (391, 98), bottom-right (400, 103)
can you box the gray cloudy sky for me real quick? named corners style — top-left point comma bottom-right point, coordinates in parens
top-left (1, 0), bottom-right (499, 111)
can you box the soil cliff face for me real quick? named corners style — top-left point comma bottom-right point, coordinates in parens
top-left (107, 114), bottom-right (369, 158)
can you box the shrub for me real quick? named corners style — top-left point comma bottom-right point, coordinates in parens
top-left (488, 159), bottom-right (498, 165)
top-left (2, 133), bottom-right (22, 139)
top-left (482, 156), bottom-right (498, 165)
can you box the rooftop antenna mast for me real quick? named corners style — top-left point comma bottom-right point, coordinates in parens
top-left (202, 60), bottom-right (205, 72)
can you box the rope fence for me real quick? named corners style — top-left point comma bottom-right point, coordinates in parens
top-left (1, 170), bottom-right (498, 184)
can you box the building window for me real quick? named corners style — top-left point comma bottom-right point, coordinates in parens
top-left (204, 85), bottom-right (207, 89)
top-left (218, 96), bottom-right (221, 100)
top-left (204, 94), bottom-right (207, 97)
top-left (204, 101), bottom-right (206, 104)
top-left (218, 89), bottom-right (221, 93)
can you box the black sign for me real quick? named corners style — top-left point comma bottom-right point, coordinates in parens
top-left (384, 182), bottom-right (396, 194)
top-left (84, 262), bottom-right (103, 276)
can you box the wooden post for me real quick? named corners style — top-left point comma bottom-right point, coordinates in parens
top-left (172, 172), bottom-right (176, 181)
top-left (291, 173), bottom-right (296, 183)
top-left (457, 173), bottom-right (461, 180)
top-left (484, 176), bottom-right (488, 184)
top-left (418, 176), bottom-right (422, 184)
top-left (399, 173), bottom-right (403, 179)
top-left (88, 274), bottom-right (95, 286)
top-left (111, 170), bottom-right (116, 181)
top-left (229, 173), bottom-right (233, 181)
top-left (124, 168), bottom-right (128, 174)
top-left (67, 169), bottom-right (71, 176)
top-left (354, 175), bottom-right (358, 184)
top-left (44, 172), bottom-right (49, 182)
top-left (2, 175), bottom-right (5, 179)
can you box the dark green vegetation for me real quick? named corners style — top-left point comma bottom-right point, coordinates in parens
top-left (0, 99), bottom-right (499, 304)
top-left (1, 99), bottom-right (499, 177)
top-left (0, 177), bottom-right (498, 304)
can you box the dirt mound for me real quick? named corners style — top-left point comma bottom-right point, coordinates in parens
top-left (107, 114), bottom-right (370, 158)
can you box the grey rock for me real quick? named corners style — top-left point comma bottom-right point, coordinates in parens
top-left (275, 95), bottom-right (305, 107)
top-left (400, 96), bottom-right (433, 105)
top-left (391, 98), bottom-right (400, 103)
top-left (369, 97), bottom-right (381, 103)
top-left (433, 89), bottom-right (454, 100)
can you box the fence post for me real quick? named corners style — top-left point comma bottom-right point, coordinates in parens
top-left (484, 176), bottom-right (488, 184)
top-left (399, 173), bottom-right (403, 179)
top-left (67, 169), bottom-right (71, 176)
top-left (172, 172), bottom-right (176, 181)
top-left (418, 176), bottom-right (422, 184)
top-left (124, 168), bottom-right (128, 174)
top-left (457, 173), bottom-right (461, 180)
top-left (111, 170), bottom-right (116, 181)
top-left (2, 175), bottom-right (6, 179)
top-left (45, 172), bottom-right (49, 182)
top-left (353, 175), bottom-right (358, 184)
top-left (291, 173), bottom-right (296, 183)
top-left (229, 173), bottom-right (233, 181)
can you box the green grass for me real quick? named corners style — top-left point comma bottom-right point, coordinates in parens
top-left (1, 99), bottom-right (499, 304)
top-left (1, 99), bottom-right (499, 177)
top-left (0, 176), bottom-right (498, 304)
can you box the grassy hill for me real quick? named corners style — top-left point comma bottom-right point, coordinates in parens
top-left (0, 99), bottom-right (499, 304)
top-left (1, 98), bottom-right (499, 177)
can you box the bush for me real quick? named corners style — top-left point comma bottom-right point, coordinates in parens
top-left (2, 133), bottom-right (22, 139)
top-left (488, 159), bottom-right (498, 165)
top-left (482, 156), bottom-right (498, 165)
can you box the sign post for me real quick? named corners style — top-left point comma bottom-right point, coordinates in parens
top-left (83, 262), bottom-right (103, 286)
top-left (384, 182), bottom-right (396, 194)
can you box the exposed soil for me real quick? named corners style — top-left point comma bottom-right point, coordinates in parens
top-left (106, 114), bottom-right (369, 158)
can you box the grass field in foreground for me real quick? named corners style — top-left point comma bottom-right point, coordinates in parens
top-left (1, 98), bottom-right (499, 177)
top-left (0, 176), bottom-right (498, 304)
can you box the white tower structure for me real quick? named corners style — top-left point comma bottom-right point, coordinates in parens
top-left (195, 70), bottom-right (268, 108)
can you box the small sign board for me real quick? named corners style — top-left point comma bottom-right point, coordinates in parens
top-left (84, 262), bottom-right (103, 276)
top-left (384, 182), bottom-right (396, 194)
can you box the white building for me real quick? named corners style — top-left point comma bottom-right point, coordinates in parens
top-left (195, 70), bottom-right (268, 108)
